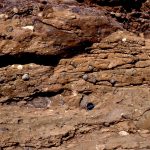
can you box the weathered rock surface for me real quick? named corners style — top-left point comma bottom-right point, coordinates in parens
top-left (0, 0), bottom-right (150, 149)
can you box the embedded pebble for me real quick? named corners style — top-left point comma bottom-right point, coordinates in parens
top-left (22, 74), bottom-right (30, 81)
top-left (11, 65), bottom-right (15, 68)
top-left (83, 74), bottom-right (88, 80)
top-left (80, 96), bottom-right (95, 110)
top-left (119, 131), bottom-right (129, 136)
top-left (89, 78), bottom-right (97, 84)
top-left (17, 65), bottom-right (23, 70)
top-left (29, 64), bottom-right (34, 67)
top-left (22, 26), bottom-right (34, 31)
top-left (80, 96), bottom-right (88, 108)
top-left (13, 7), bottom-right (19, 13)
top-left (37, 12), bottom-right (43, 17)
top-left (110, 79), bottom-right (116, 85)
top-left (88, 65), bottom-right (94, 71)
top-left (115, 13), bottom-right (121, 17)
top-left (87, 102), bottom-right (95, 110)
top-left (72, 91), bottom-right (78, 96)
top-left (0, 14), bottom-right (8, 19)
top-left (122, 38), bottom-right (127, 42)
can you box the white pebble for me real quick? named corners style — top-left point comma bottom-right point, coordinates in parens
top-left (22, 73), bottom-right (29, 81)
top-left (22, 26), bottom-right (34, 31)
top-left (0, 14), bottom-right (8, 19)
top-left (13, 7), bottom-right (19, 13)
top-left (119, 131), bottom-right (129, 136)
top-left (17, 65), bottom-right (23, 70)
top-left (72, 91), bottom-right (77, 96)
top-left (122, 38), bottom-right (127, 42)
top-left (29, 64), bottom-right (34, 67)
top-left (37, 12), bottom-right (43, 17)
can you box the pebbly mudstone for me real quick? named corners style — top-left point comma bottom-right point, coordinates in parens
top-left (0, 0), bottom-right (150, 149)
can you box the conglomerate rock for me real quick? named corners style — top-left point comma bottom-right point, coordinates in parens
top-left (0, 0), bottom-right (150, 150)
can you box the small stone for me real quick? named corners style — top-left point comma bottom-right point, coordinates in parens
top-left (87, 102), bottom-right (95, 110)
top-left (22, 26), bottom-right (34, 31)
top-left (13, 7), bottom-right (19, 13)
top-left (89, 78), bottom-right (97, 84)
top-left (70, 15), bottom-right (76, 19)
top-left (83, 74), bottom-right (88, 81)
top-left (37, 12), bottom-right (43, 17)
top-left (80, 96), bottom-right (88, 108)
top-left (0, 14), bottom-right (8, 19)
top-left (72, 91), bottom-right (78, 96)
top-left (88, 65), bottom-right (94, 71)
top-left (17, 65), bottom-right (23, 70)
top-left (29, 64), bottom-right (34, 67)
top-left (122, 38), bottom-right (127, 42)
top-left (22, 74), bottom-right (30, 81)
top-left (104, 122), bottom-right (110, 127)
top-left (110, 79), bottom-right (116, 85)
top-left (115, 13), bottom-right (121, 17)
top-left (119, 131), bottom-right (129, 136)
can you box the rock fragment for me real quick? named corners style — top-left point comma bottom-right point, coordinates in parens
top-left (119, 131), bottom-right (129, 136)
top-left (83, 74), bottom-right (88, 81)
top-left (22, 74), bottom-right (30, 81)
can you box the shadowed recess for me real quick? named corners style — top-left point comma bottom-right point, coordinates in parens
top-left (0, 40), bottom-right (93, 68)
top-left (0, 53), bottom-right (60, 68)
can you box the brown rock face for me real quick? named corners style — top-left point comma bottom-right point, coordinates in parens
top-left (0, 0), bottom-right (122, 57)
top-left (0, 0), bottom-right (150, 150)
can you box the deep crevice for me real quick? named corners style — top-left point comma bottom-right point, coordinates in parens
top-left (0, 53), bottom-right (60, 68)
top-left (30, 89), bottom-right (64, 99)
top-left (0, 40), bottom-right (93, 68)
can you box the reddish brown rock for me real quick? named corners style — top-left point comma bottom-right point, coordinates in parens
top-left (0, 0), bottom-right (122, 57)
top-left (0, 0), bottom-right (150, 150)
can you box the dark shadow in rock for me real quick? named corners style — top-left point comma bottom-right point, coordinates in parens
top-left (0, 53), bottom-right (60, 68)
top-left (0, 40), bottom-right (93, 68)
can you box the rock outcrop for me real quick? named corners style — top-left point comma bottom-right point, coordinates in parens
top-left (0, 0), bottom-right (150, 150)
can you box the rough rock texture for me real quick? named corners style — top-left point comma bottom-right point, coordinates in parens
top-left (0, 0), bottom-right (150, 150)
